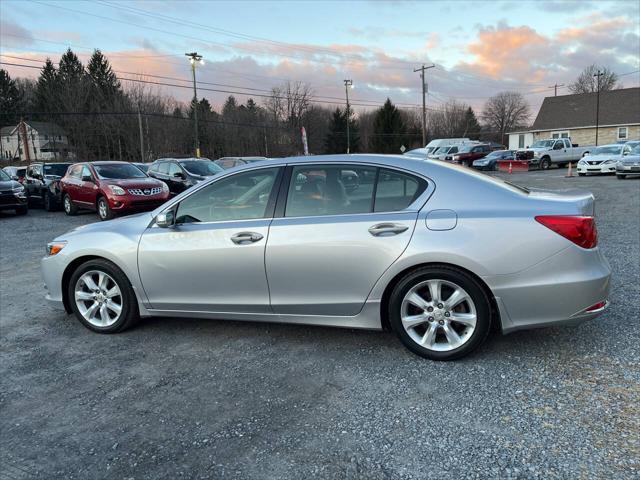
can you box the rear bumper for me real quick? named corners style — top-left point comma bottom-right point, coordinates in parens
top-left (616, 165), bottom-right (640, 173)
top-left (484, 246), bottom-right (612, 333)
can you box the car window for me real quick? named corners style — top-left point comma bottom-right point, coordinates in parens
top-left (175, 168), bottom-right (280, 224)
top-left (81, 166), bottom-right (92, 179)
top-left (286, 165), bottom-right (377, 217)
top-left (158, 162), bottom-right (170, 175)
top-left (374, 169), bottom-right (425, 212)
top-left (168, 163), bottom-right (182, 176)
top-left (68, 165), bottom-right (82, 178)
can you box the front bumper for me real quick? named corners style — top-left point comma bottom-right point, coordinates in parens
top-left (106, 193), bottom-right (169, 212)
top-left (0, 192), bottom-right (28, 210)
top-left (577, 163), bottom-right (616, 174)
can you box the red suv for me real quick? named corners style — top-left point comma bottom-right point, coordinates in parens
top-left (61, 161), bottom-right (170, 220)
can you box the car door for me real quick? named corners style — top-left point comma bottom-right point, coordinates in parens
top-left (62, 165), bottom-right (81, 200)
top-left (168, 162), bottom-right (189, 194)
top-left (266, 164), bottom-right (427, 316)
top-left (138, 166), bottom-right (283, 312)
top-left (25, 165), bottom-right (42, 199)
top-left (76, 165), bottom-right (99, 206)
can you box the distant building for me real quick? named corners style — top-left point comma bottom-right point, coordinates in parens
top-left (508, 87), bottom-right (640, 149)
top-left (0, 121), bottom-right (75, 163)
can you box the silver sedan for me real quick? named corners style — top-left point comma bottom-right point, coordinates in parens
top-left (41, 155), bottom-right (611, 360)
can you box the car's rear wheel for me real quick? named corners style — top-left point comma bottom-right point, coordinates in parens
top-left (63, 194), bottom-right (77, 215)
top-left (617, 174), bottom-right (626, 180)
top-left (97, 196), bottom-right (114, 221)
top-left (389, 266), bottom-right (491, 361)
top-left (43, 191), bottom-right (54, 211)
top-left (68, 259), bottom-right (139, 333)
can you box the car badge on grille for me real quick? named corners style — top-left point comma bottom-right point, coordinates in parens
top-left (143, 189), bottom-right (151, 195)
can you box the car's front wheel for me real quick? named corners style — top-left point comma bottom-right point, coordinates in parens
top-left (389, 266), bottom-right (491, 361)
top-left (68, 259), bottom-right (139, 333)
top-left (97, 196), bottom-right (114, 221)
top-left (617, 174), bottom-right (626, 180)
top-left (63, 194), bottom-right (77, 215)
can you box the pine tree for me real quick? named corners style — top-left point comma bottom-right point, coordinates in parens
top-left (324, 107), bottom-right (360, 154)
top-left (34, 58), bottom-right (58, 114)
top-left (58, 48), bottom-right (84, 83)
top-left (87, 49), bottom-right (121, 105)
top-left (463, 107), bottom-right (481, 139)
top-left (0, 69), bottom-right (23, 124)
top-left (371, 98), bottom-right (405, 153)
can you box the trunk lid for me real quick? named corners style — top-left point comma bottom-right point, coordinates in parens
top-left (527, 187), bottom-right (595, 216)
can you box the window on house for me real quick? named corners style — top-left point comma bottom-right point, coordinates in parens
top-left (44, 135), bottom-right (49, 140)
top-left (618, 127), bottom-right (628, 140)
top-left (518, 135), bottom-right (525, 148)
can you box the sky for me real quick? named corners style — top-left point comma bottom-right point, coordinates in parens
top-left (1, 0), bottom-right (639, 116)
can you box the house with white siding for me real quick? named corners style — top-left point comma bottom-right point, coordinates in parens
top-left (0, 121), bottom-right (75, 163)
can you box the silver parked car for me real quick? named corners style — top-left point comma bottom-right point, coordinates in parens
top-left (41, 155), bottom-right (611, 360)
top-left (616, 144), bottom-right (640, 179)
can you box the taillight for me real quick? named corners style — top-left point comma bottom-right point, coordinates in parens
top-left (535, 215), bottom-right (598, 249)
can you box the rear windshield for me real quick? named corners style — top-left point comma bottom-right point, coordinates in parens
top-left (43, 164), bottom-right (71, 177)
top-left (593, 145), bottom-right (622, 155)
top-left (180, 160), bottom-right (223, 177)
top-left (94, 164), bottom-right (147, 179)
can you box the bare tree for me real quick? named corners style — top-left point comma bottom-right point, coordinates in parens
top-left (481, 92), bottom-right (530, 145)
top-left (568, 64), bottom-right (619, 94)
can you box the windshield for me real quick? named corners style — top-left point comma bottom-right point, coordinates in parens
top-left (180, 160), bottom-right (223, 177)
top-left (631, 145), bottom-right (640, 155)
top-left (531, 140), bottom-right (555, 148)
top-left (593, 145), bottom-right (622, 155)
top-left (134, 163), bottom-right (149, 173)
top-left (94, 163), bottom-right (147, 179)
top-left (486, 151), bottom-right (506, 159)
top-left (0, 169), bottom-right (10, 181)
top-left (43, 163), bottom-right (71, 177)
top-left (458, 145), bottom-right (478, 153)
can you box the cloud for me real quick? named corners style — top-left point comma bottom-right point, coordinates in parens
top-left (0, 18), bottom-right (34, 47)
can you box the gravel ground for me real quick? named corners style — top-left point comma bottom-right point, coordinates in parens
top-left (1, 170), bottom-right (638, 480)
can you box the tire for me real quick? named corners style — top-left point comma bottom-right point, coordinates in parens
top-left (578, 173), bottom-right (586, 176)
top-left (15, 205), bottom-right (28, 215)
top-left (97, 196), bottom-right (114, 221)
top-left (388, 266), bottom-right (492, 361)
top-left (43, 191), bottom-right (55, 211)
top-left (540, 157), bottom-right (551, 170)
top-left (67, 259), bottom-right (139, 333)
top-left (63, 194), bottom-right (78, 216)
top-left (617, 174), bottom-right (626, 180)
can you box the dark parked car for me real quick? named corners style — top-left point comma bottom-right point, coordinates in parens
top-left (472, 150), bottom-right (515, 171)
top-left (148, 158), bottom-right (223, 195)
top-left (446, 144), bottom-right (492, 166)
top-left (2, 166), bottom-right (27, 183)
top-left (214, 156), bottom-right (269, 169)
top-left (132, 162), bottom-right (150, 174)
top-left (0, 168), bottom-right (28, 215)
top-left (60, 161), bottom-right (169, 220)
top-left (23, 162), bottom-right (72, 210)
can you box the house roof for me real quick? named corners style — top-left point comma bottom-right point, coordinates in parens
top-left (0, 126), bottom-right (16, 136)
top-left (26, 122), bottom-right (67, 136)
top-left (531, 87), bottom-right (640, 131)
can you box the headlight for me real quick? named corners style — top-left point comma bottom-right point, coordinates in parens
top-left (46, 241), bottom-right (67, 256)
top-left (161, 182), bottom-right (169, 193)
top-left (108, 185), bottom-right (126, 195)
top-left (452, 155), bottom-right (460, 161)
top-left (602, 160), bottom-right (614, 164)
top-left (533, 151), bottom-right (540, 157)
top-left (578, 159), bottom-right (587, 165)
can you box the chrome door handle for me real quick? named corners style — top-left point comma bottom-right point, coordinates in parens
top-left (231, 232), bottom-right (264, 244)
top-left (368, 223), bottom-right (409, 236)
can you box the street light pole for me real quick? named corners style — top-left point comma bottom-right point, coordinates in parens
top-left (413, 64), bottom-right (434, 146)
top-left (343, 79), bottom-right (353, 154)
top-left (186, 52), bottom-right (204, 157)
top-left (594, 70), bottom-right (604, 146)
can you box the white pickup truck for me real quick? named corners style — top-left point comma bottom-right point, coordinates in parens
top-left (517, 138), bottom-right (593, 169)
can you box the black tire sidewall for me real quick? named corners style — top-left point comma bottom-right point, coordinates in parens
top-left (389, 267), bottom-right (491, 361)
top-left (67, 259), bottom-right (138, 333)
top-left (44, 191), bottom-right (52, 211)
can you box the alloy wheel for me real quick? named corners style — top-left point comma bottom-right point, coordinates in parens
top-left (64, 196), bottom-right (71, 213)
top-left (98, 199), bottom-right (107, 219)
top-left (400, 279), bottom-right (477, 352)
top-left (74, 270), bottom-right (123, 327)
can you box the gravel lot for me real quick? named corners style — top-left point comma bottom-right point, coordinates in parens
top-left (1, 170), bottom-right (638, 480)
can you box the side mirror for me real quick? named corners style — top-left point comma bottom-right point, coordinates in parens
top-left (11, 175), bottom-right (19, 181)
top-left (173, 171), bottom-right (185, 179)
top-left (81, 174), bottom-right (93, 182)
top-left (155, 209), bottom-right (175, 228)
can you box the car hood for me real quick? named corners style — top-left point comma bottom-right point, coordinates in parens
top-left (101, 178), bottom-right (164, 189)
top-left (56, 211), bottom-right (153, 241)
top-left (581, 154), bottom-right (619, 163)
top-left (0, 179), bottom-right (22, 191)
top-left (619, 154), bottom-right (640, 164)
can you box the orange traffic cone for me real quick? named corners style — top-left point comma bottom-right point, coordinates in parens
top-left (565, 162), bottom-right (574, 178)
top-left (508, 162), bottom-right (512, 174)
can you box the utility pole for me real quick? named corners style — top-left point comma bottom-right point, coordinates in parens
top-left (594, 70), bottom-right (604, 146)
top-left (343, 79), bottom-right (353, 154)
top-left (186, 52), bottom-right (204, 157)
top-left (547, 83), bottom-right (565, 96)
top-left (138, 108), bottom-right (145, 162)
top-left (414, 64), bottom-right (435, 146)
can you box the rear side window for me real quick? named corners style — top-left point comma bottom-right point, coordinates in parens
top-left (374, 169), bottom-right (423, 212)
top-left (68, 165), bottom-right (82, 178)
top-left (168, 163), bottom-right (182, 176)
top-left (285, 165), bottom-right (426, 217)
top-left (158, 162), bottom-right (170, 174)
